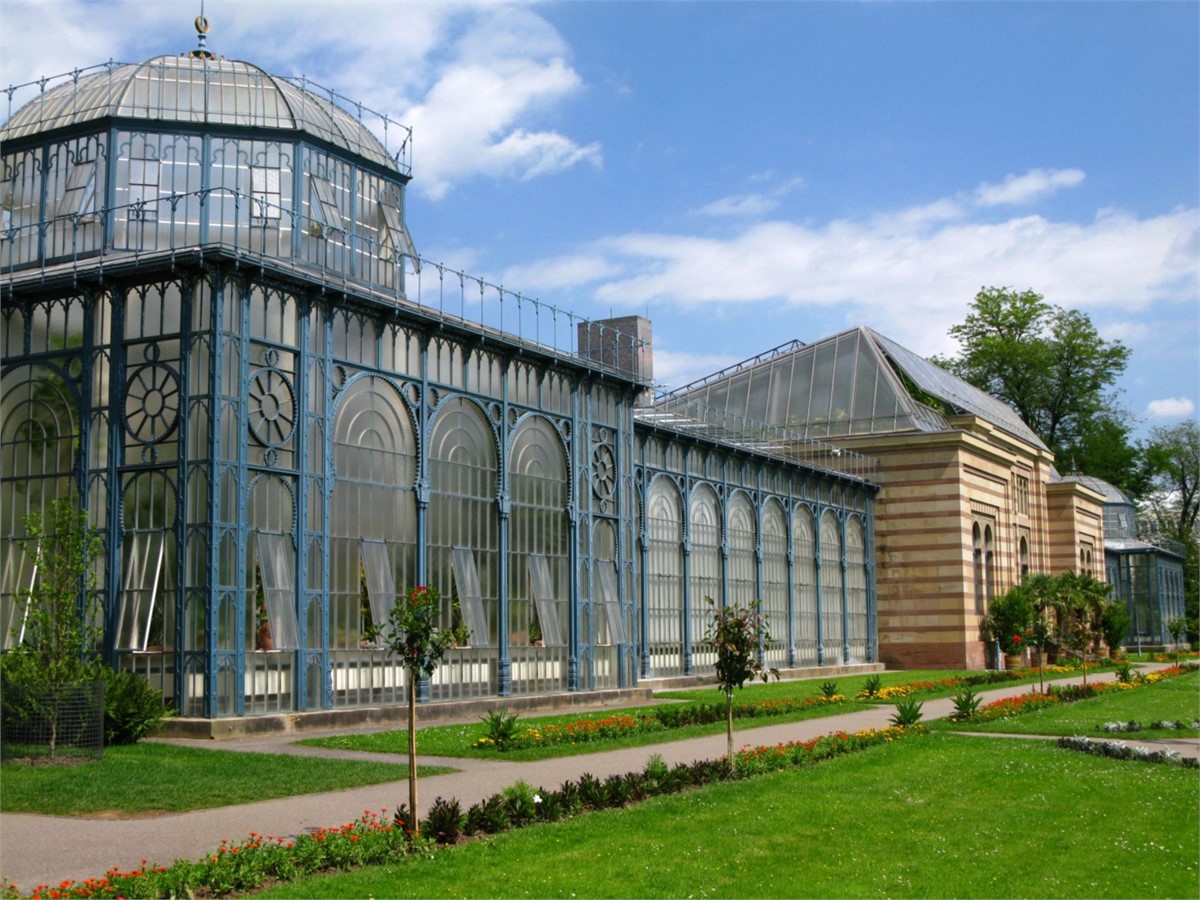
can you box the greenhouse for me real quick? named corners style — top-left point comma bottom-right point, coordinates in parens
top-left (0, 28), bottom-right (879, 724)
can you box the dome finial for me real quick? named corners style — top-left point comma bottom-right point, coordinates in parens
top-left (189, 2), bottom-right (214, 60)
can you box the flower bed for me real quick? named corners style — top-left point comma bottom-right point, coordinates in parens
top-left (1057, 735), bottom-right (1199, 769)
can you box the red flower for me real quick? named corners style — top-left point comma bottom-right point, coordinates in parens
top-left (1012, 634), bottom-right (1022, 645)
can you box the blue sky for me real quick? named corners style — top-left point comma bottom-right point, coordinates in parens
top-left (3, 0), bottom-right (1196, 437)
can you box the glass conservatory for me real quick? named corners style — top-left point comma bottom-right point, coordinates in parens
top-left (1, 32), bottom-right (879, 722)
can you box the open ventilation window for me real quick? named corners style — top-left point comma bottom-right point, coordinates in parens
top-left (0, 540), bottom-right (38, 651)
top-left (58, 160), bottom-right (97, 220)
top-left (115, 532), bottom-right (165, 651)
top-left (527, 554), bottom-right (565, 647)
top-left (595, 560), bottom-right (627, 646)
top-left (254, 532), bottom-right (300, 650)
top-left (377, 196), bottom-right (419, 269)
top-left (360, 539), bottom-right (396, 639)
top-left (451, 547), bottom-right (491, 647)
top-left (308, 173), bottom-right (344, 236)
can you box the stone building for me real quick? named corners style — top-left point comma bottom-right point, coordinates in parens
top-left (657, 326), bottom-right (1108, 669)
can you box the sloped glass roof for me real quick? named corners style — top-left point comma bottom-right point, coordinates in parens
top-left (2, 55), bottom-right (400, 171)
top-left (658, 325), bottom-right (1048, 451)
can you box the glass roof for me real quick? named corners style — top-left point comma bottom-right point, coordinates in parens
top-left (1, 55), bottom-right (401, 171)
top-left (658, 325), bottom-right (1048, 451)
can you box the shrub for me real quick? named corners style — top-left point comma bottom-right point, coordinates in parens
top-left (889, 694), bottom-right (924, 727)
top-left (951, 686), bottom-right (981, 720)
top-left (819, 679), bottom-right (839, 698)
top-left (860, 674), bottom-right (882, 698)
top-left (424, 796), bottom-right (463, 845)
top-left (478, 708), bottom-right (521, 749)
top-left (502, 779), bottom-right (539, 826)
top-left (100, 667), bottom-right (171, 745)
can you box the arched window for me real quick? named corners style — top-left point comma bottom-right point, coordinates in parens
top-left (727, 492), bottom-right (756, 606)
top-left (646, 477), bottom-right (684, 676)
top-left (983, 524), bottom-right (995, 603)
top-left (761, 499), bottom-right (788, 665)
top-left (819, 510), bottom-right (843, 664)
top-left (689, 484), bottom-right (721, 669)
top-left (429, 398), bottom-right (498, 699)
top-left (509, 416), bottom-right (568, 694)
top-left (792, 505), bottom-right (817, 665)
top-left (845, 516), bottom-right (868, 662)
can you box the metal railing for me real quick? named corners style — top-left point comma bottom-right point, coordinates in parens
top-left (0, 188), bottom-right (650, 383)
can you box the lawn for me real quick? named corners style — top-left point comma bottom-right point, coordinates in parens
top-left (0, 743), bottom-right (454, 816)
top-left (931, 670), bottom-right (1200, 738)
top-left (257, 732), bottom-right (1199, 899)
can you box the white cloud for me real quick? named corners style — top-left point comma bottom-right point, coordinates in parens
top-left (695, 176), bottom-right (806, 219)
top-left (651, 348), bottom-right (742, 393)
top-left (1146, 397), bottom-right (1196, 419)
top-left (527, 198), bottom-right (1200, 359)
top-left (0, 0), bottom-right (600, 201)
top-left (975, 168), bottom-right (1086, 207)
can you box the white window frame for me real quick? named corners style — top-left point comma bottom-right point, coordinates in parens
top-left (254, 531), bottom-right (300, 650)
top-left (115, 531), bottom-right (166, 651)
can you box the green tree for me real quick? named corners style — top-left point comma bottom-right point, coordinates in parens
top-left (704, 597), bottom-right (779, 773)
top-left (938, 287), bottom-right (1131, 468)
top-left (381, 584), bottom-right (454, 835)
top-left (0, 497), bottom-right (103, 757)
top-left (1054, 571), bottom-right (1110, 685)
top-left (1142, 420), bottom-right (1199, 635)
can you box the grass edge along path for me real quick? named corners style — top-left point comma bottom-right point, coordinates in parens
top-left (0, 744), bottom-right (455, 816)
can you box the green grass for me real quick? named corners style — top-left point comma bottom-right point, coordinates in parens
top-left (932, 671), bottom-right (1200, 738)
top-left (257, 733), bottom-right (1199, 899)
top-left (0, 743), bottom-right (453, 815)
top-left (299, 667), bottom-right (1111, 761)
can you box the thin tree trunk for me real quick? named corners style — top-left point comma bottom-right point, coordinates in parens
top-left (408, 675), bottom-right (419, 835)
top-left (726, 693), bottom-right (734, 775)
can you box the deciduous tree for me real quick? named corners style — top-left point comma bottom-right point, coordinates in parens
top-left (938, 287), bottom-right (1131, 470)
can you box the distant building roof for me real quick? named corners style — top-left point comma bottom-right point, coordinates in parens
top-left (657, 325), bottom-right (1047, 451)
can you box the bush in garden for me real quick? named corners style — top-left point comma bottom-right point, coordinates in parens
top-left (424, 796), bottom-right (464, 845)
top-left (100, 667), bottom-right (171, 745)
top-left (951, 685), bottom-right (981, 720)
top-left (889, 694), bottom-right (924, 727)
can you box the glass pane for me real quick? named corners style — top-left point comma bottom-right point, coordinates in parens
top-left (116, 531), bottom-right (165, 650)
top-left (256, 531), bottom-right (299, 650)
top-left (595, 559), bottom-right (626, 645)
top-left (0, 540), bottom-right (37, 650)
top-left (451, 547), bottom-right (490, 646)
top-left (360, 539), bottom-right (396, 630)
top-left (528, 554), bottom-right (564, 646)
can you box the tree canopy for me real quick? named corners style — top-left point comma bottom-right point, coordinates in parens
top-left (1141, 420), bottom-right (1199, 630)
top-left (937, 287), bottom-right (1132, 475)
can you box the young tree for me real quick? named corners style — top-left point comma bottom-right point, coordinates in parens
top-left (937, 287), bottom-right (1131, 469)
top-left (705, 597), bottom-right (779, 774)
top-left (1054, 571), bottom-right (1110, 686)
top-left (1, 497), bottom-right (103, 758)
top-left (381, 584), bottom-right (454, 835)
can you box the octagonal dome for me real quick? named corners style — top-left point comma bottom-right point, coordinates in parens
top-left (1, 54), bottom-right (399, 171)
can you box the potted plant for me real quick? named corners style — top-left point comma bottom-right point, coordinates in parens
top-left (983, 583), bottom-right (1036, 669)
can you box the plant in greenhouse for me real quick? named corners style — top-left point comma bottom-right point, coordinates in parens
top-left (704, 597), bottom-right (780, 773)
top-left (381, 584), bottom-right (454, 835)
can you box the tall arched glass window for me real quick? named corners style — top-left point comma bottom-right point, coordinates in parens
top-left (689, 484), bottom-right (721, 669)
top-left (646, 477), bottom-right (684, 677)
top-left (792, 505), bottom-right (817, 665)
top-left (727, 492), bottom-right (756, 606)
top-left (329, 376), bottom-right (416, 704)
top-left (819, 509), bottom-right (843, 664)
top-left (509, 416), bottom-right (568, 694)
top-left (429, 397), bottom-right (498, 698)
top-left (845, 516), bottom-right (868, 662)
top-left (761, 499), bottom-right (788, 665)
top-left (1, 362), bottom-right (81, 650)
